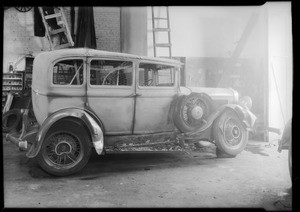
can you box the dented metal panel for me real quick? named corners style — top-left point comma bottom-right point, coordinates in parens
top-left (26, 107), bottom-right (104, 158)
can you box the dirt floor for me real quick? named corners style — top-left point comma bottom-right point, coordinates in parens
top-left (3, 136), bottom-right (292, 209)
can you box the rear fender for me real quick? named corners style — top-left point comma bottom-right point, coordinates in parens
top-left (26, 107), bottom-right (104, 158)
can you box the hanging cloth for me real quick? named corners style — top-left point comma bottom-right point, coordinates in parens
top-left (75, 7), bottom-right (97, 49)
top-left (33, 7), bottom-right (45, 37)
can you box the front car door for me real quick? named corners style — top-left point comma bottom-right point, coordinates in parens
top-left (134, 61), bottom-right (179, 134)
top-left (87, 58), bottom-right (136, 135)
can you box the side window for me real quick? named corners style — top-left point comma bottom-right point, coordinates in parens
top-left (53, 59), bottom-right (84, 85)
top-left (90, 60), bottom-right (133, 86)
top-left (139, 63), bottom-right (175, 87)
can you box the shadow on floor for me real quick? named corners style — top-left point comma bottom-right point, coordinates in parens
top-left (244, 142), bottom-right (270, 156)
top-left (26, 150), bottom-right (221, 180)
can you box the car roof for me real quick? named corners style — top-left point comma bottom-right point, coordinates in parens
top-left (35, 48), bottom-right (183, 66)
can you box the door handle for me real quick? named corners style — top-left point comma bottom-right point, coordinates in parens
top-left (127, 93), bottom-right (142, 97)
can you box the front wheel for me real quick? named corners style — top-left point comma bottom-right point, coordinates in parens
top-left (36, 120), bottom-right (92, 176)
top-left (213, 109), bottom-right (248, 157)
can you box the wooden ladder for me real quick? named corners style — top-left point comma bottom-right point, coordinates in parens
top-left (151, 6), bottom-right (172, 58)
top-left (38, 7), bottom-right (74, 50)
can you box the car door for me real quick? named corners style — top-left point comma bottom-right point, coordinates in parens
top-left (87, 58), bottom-right (136, 135)
top-left (134, 61), bottom-right (179, 134)
top-left (46, 57), bottom-right (86, 116)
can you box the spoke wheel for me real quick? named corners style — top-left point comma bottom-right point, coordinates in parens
top-left (37, 120), bottom-right (91, 176)
top-left (43, 132), bottom-right (83, 169)
top-left (15, 7), bottom-right (32, 12)
top-left (213, 109), bottom-right (248, 157)
top-left (173, 93), bottom-right (214, 132)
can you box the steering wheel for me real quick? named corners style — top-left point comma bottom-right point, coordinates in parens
top-left (146, 79), bottom-right (153, 86)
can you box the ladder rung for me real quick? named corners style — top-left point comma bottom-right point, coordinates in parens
top-left (153, 28), bottom-right (170, 32)
top-left (49, 27), bottom-right (66, 35)
top-left (54, 43), bottom-right (71, 50)
top-left (153, 17), bottom-right (168, 20)
top-left (44, 12), bottom-right (62, 20)
top-left (155, 43), bottom-right (172, 47)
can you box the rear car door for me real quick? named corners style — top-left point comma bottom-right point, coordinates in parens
top-left (87, 58), bottom-right (135, 135)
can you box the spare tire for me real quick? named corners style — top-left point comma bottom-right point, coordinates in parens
top-left (2, 109), bottom-right (23, 133)
top-left (173, 93), bottom-right (214, 133)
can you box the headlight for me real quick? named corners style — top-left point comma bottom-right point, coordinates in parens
top-left (239, 96), bottom-right (252, 110)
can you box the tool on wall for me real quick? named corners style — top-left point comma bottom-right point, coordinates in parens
top-left (151, 6), bottom-right (172, 58)
top-left (38, 7), bottom-right (74, 50)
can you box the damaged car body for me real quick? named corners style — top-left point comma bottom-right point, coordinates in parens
top-left (5, 48), bottom-right (256, 176)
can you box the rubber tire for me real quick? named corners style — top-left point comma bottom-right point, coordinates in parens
top-left (173, 93), bottom-right (214, 133)
top-left (213, 109), bottom-right (248, 157)
top-left (36, 120), bottom-right (92, 177)
top-left (2, 109), bottom-right (22, 133)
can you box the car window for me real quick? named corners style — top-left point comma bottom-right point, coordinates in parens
top-left (90, 60), bottom-right (133, 86)
top-left (53, 59), bottom-right (84, 85)
top-left (139, 63), bottom-right (175, 87)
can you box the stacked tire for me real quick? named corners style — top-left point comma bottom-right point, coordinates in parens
top-left (2, 109), bottom-right (22, 133)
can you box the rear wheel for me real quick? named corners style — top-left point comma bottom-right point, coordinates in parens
top-left (213, 109), bottom-right (248, 157)
top-left (36, 120), bottom-right (91, 176)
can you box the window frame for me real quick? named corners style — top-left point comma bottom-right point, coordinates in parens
top-left (50, 57), bottom-right (86, 88)
top-left (88, 58), bottom-right (135, 89)
top-left (137, 61), bottom-right (177, 90)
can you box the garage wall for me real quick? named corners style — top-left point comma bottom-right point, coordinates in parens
top-left (120, 7), bottom-right (148, 56)
top-left (267, 2), bottom-right (293, 140)
top-left (3, 7), bottom-right (50, 73)
top-left (3, 7), bottom-right (121, 73)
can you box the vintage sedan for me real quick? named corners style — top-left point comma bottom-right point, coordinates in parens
top-left (5, 48), bottom-right (256, 176)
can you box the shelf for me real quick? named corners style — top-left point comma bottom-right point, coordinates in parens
top-left (3, 84), bottom-right (22, 86)
top-left (3, 78), bottom-right (23, 80)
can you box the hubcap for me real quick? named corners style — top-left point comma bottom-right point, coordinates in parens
top-left (231, 126), bottom-right (240, 139)
top-left (44, 133), bottom-right (81, 167)
top-left (191, 106), bottom-right (203, 120)
top-left (224, 119), bottom-right (242, 146)
top-left (55, 141), bottom-right (72, 156)
top-left (183, 97), bottom-right (207, 127)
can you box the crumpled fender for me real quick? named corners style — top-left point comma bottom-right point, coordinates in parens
top-left (26, 107), bottom-right (104, 158)
top-left (219, 104), bottom-right (257, 129)
top-left (184, 104), bottom-right (257, 137)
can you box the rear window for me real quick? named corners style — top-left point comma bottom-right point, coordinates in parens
top-left (52, 59), bottom-right (84, 85)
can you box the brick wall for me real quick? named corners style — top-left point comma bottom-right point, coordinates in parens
top-left (3, 7), bottom-right (121, 73)
top-left (93, 7), bottom-right (121, 52)
top-left (3, 7), bottom-right (50, 72)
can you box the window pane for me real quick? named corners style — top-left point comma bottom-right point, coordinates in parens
top-left (90, 60), bottom-right (133, 86)
top-left (53, 59), bottom-right (84, 85)
top-left (139, 63), bottom-right (175, 87)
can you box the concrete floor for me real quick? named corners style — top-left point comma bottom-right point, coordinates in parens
top-left (3, 137), bottom-right (292, 209)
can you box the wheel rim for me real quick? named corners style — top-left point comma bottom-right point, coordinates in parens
top-left (182, 96), bottom-right (208, 127)
top-left (43, 132), bottom-right (83, 169)
top-left (223, 118), bottom-right (243, 147)
top-left (15, 7), bottom-right (32, 12)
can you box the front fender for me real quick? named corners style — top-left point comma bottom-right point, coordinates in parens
top-left (26, 107), bottom-right (104, 158)
top-left (184, 104), bottom-right (256, 137)
top-left (222, 104), bottom-right (257, 129)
